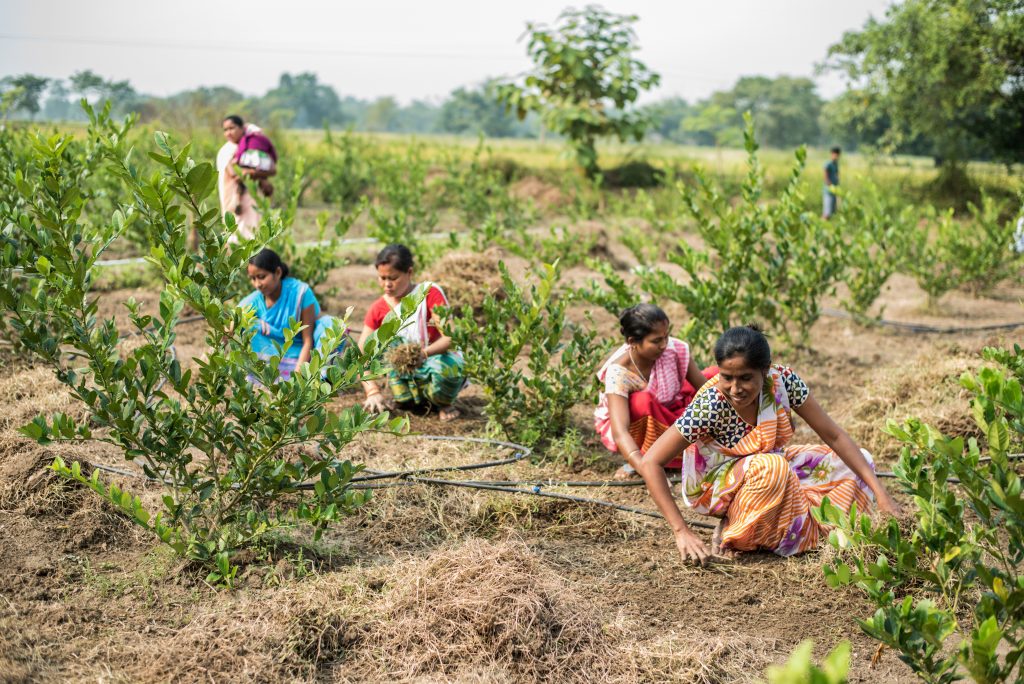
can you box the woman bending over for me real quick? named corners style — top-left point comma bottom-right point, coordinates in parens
top-left (595, 304), bottom-right (717, 479)
top-left (633, 325), bottom-right (901, 564)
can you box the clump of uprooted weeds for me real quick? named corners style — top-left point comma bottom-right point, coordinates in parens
top-left (385, 343), bottom-right (426, 375)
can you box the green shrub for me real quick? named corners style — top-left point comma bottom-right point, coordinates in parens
top-left (834, 182), bottom-right (915, 319)
top-left (626, 114), bottom-right (847, 357)
top-left (953, 194), bottom-right (1023, 295)
top-left (366, 144), bottom-right (448, 266)
top-left (902, 206), bottom-right (966, 310)
top-left (764, 641), bottom-right (850, 684)
top-left (262, 159), bottom-right (363, 298)
top-left (814, 344), bottom-right (1024, 683)
top-left (4, 124), bottom-right (407, 584)
top-left (316, 126), bottom-right (376, 206)
top-left (439, 135), bottom-right (532, 234)
top-left (445, 261), bottom-right (604, 451)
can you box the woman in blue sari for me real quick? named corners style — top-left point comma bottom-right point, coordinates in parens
top-left (238, 248), bottom-right (340, 380)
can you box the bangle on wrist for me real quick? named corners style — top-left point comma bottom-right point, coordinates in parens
top-left (366, 388), bottom-right (381, 397)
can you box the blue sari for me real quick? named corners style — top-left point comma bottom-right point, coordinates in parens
top-left (238, 277), bottom-right (343, 379)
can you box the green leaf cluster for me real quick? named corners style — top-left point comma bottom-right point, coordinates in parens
top-left (444, 260), bottom-right (605, 452)
top-left (814, 344), bottom-right (1024, 682)
top-left (2, 104), bottom-right (408, 582)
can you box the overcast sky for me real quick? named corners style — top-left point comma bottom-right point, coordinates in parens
top-left (1, 0), bottom-right (893, 103)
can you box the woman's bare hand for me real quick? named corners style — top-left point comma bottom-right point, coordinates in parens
top-left (876, 490), bottom-right (903, 517)
top-left (674, 528), bottom-right (712, 566)
top-left (363, 393), bottom-right (393, 414)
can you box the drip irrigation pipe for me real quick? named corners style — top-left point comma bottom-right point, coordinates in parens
top-left (349, 434), bottom-right (532, 482)
top-left (407, 475), bottom-right (717, 529)
top-left (823, 308), bottom-right (1024, 334)
top-left (77, 432), bottom-right (1024, 534)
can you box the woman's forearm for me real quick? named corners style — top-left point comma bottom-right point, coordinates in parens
top-left (829, 431), bottom-right (889, 499)
top-left (635, 430), bottom-right (692, 533)
top-left (637, 458), bottom-right (691, 534)
top-left (424, 335), bottom-right (452, 357)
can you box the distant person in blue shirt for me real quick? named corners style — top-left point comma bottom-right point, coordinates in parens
top-left (823, 147), bottom-right (841, 219)
top-left (238, 248), bottom-right (345, 380)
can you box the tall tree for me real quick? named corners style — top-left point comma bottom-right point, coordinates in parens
top-left (69, 70), bottom-right (137, 115)
top-left (727, 76), bottom-right (823, 148)
top-left (497, 5), bottom-right (660, 177)
top-left (824, 0), bottom-right (1024, 176)
top-left (1, 74), bottom-right (50, 118)
top-left (363, 96), bottom-right (398, 132)
top-left (440, 81), bottom-right (520, 137)
top-left (258, 72), bottom-right (345, 128)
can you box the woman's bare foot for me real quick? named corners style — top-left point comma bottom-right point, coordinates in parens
top-left (711, 518), bottom-right (739, 559)
top-left (613, 464), bottom-right (640, 480)
top-left (439, 405), bottom-right (461, 422)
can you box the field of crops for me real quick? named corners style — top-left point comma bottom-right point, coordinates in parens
top-left (1, 110), bottom-right (1022, 682)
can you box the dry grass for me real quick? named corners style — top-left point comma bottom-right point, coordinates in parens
top-left (843, 344), bottom-right (981, 461)
top-left (609, 628), bottom-right (779, 684)
top-left (424, 248), bottom-right (505, 318)
top-left (510, 176), bottom-right (567, 209)
top-left (340, 538), bottom-right (613, 682)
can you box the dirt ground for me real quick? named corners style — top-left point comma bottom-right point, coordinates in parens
top-left (1, 243), bottom-right (1022, 683)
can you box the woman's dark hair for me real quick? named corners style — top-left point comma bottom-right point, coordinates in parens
top-left (619, 303), bottom-right (669, 342)
top-left (713, 325), bottom-right (771, 370)
top-left (374, 243), bottom-right (414, 272)
top-left (224, 114), bottom-right (244, 127)
top-left (249, 248), bottom-right (289, 278)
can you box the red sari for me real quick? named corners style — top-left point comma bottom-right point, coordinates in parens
top-left (595, 338), bottom-right (714, 469)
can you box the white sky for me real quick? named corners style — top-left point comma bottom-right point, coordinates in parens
top-left (0, 0), bottom-right (893, 103)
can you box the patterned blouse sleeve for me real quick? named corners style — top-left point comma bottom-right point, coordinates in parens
top-left (779, 366), bottom-right (810, 409)
top-left (674, 390), bottom-right (717, 442)
top-left (604, 364), bottom-right (636, 398)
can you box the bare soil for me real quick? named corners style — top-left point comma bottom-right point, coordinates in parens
top-left (2, 241), bottom-right (1022, 683)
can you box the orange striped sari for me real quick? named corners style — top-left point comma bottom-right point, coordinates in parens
top-left (680, 367), bottom-right (873, 556)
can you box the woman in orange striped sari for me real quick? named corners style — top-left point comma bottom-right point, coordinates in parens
top-left (631, 325), bottom-right (901, 563)
top-left (594, 305), bottom-right (715, 479)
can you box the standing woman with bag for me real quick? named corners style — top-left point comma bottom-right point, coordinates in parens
top-left (216, 115), bottom-right (278, 244)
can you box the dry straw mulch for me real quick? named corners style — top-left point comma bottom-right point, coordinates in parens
top-left (424, 248), bottom-right (505, 319)
top-left (843, 344), bottom-right (982, 461)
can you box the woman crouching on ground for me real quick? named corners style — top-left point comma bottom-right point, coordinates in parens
top-left (633, 325), bottom-right (901, 564)
top-left (239, 248), bottom-right (343, 380)
top-left (359, 243), bottom-right (466, 421)
top-left (595, 304), bottom-right (717, 479)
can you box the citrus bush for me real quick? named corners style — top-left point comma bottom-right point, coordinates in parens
top-left (815, 344), bottom-right (1023, 683)
top-left (3, 116), bottom-right (407, 584)
top-left (444, 261), bottom-right (604, 451)
top-left (833, 181), bottom-right (915, 319)
top-left (625, 114), bottom-right (846, 357)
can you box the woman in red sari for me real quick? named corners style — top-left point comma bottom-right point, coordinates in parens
top-left (595, 304), bottom-right (716, 479)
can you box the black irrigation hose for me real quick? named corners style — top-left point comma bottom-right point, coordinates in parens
top-left (348, 434), bottom-right (533, 483)
top-left (822, 308), bottom-right (1024, 334)
top-left (408, 475), bottom-right (718, 529)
